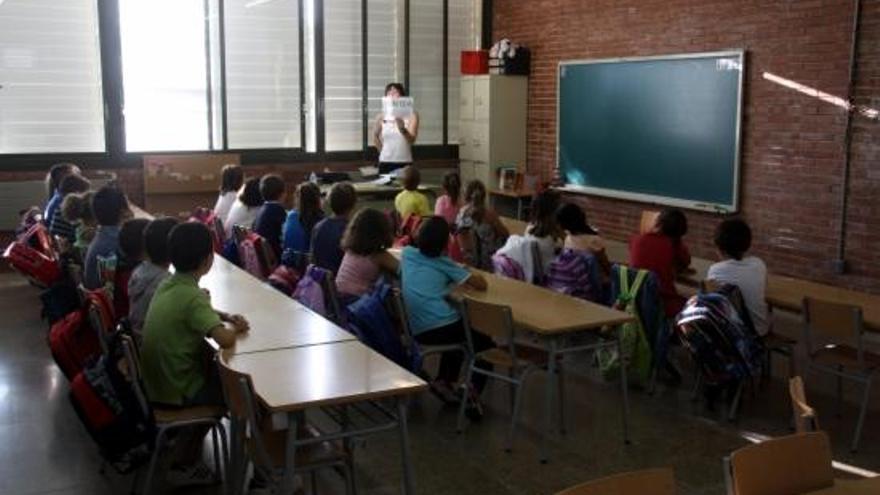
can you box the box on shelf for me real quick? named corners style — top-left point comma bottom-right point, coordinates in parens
top-left (460, 50), bottom-right (489, 75)
top-left (488, 47), bottom-right (531, 76)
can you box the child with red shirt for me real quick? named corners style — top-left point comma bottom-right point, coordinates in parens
top-left (629, 208), bottom-right (691, 317)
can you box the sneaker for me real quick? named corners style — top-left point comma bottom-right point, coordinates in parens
top-left (166, 461), bottom-right (217, 487)
top-left (429, 380), bottom-right (461, 405)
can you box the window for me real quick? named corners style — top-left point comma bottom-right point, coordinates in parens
top-left (323, 0), bottom-right (362, 151)
top-left (224, 0), bottom-right (302, 149)
top-left (409, 0), bottom-right (444, 145)
top-left (366, 0), bottom-right (404, 143)
top-left (0, 0), bottom-right (105, 154)
top-left (119, 0), bottom-right (215, 152)
top-left (448, 0), bottom-right (478, 144)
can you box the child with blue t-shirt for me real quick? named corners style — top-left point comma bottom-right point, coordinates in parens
top-left (400, 216), bottom-right (493, 418)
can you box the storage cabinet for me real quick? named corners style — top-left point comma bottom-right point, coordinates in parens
top-left (458, 75), bottom-right (528, 189)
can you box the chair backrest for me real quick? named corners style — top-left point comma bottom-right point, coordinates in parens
top-left (802, 297), bottom-right (864, 365)
top-left (789, 376), bottom-right (819, 433)
top-left (462, 297), bottom-right (512, 362)
top-left (640, 210), bottom-right (660, 234)
top-left (119, 333), bottom-right (152, 422)
top-left (725, 432), bottom-right (833, 495)
top-left (312, 266), bottom-right (344, 324)
top-left (216, 356), bottom-right (275, 473)
top-left (556, 468), bottom-right (676, 495)
top-left (390, 287), bottom-right (413, 342)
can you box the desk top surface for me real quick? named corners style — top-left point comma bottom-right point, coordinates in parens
top-left (225, 341), bottom-right (427, 412)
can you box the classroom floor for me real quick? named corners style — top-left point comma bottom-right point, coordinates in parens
top-left (2, 271), bottom-right (879, 495)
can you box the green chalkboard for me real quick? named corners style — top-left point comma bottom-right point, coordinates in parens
top-left (557, 51), bottom-right (744, 212)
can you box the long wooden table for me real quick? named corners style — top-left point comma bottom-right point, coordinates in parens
top-left (132, 204), bottom-right (427, 494)
top-left (499, 216), bottom-right (880, 332)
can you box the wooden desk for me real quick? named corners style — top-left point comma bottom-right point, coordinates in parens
top-left (806, 477), bottom-right (880, 494)
top-left (767, 276), bottom-right (880, 333)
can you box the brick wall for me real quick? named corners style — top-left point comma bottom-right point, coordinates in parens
top-left (494, 0), bottom-right (880, 293)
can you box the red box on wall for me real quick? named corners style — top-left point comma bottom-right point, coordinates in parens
top-left (460, 50), bottom-right (489, 74)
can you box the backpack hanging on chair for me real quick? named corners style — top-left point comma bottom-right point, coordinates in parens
top-left (596, 265), bottom-right (653, 384)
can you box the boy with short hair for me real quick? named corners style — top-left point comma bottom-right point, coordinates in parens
top-left (394, 166), bottom-right (431, 219)
top-left (140, 222), bottom-right (249, 484)
top-left (128, 217), bottom-right (179, 336)
top-left (707, 218), bottom-right (769, 336)
top-left (252, 174), bottom-right (287, 256)
top-left (50, 174), bottom-right (91, 243)
top-left (310, 182), bottom-right (357, 273)
top-left (114, 218), bottom-right (150, 316)
top-left (84, 185), bottom-right (130, 289)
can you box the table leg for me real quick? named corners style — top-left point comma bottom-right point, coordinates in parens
top-left (397, 399), bottom-right (415, 495)
top-left (516, 198), bottom-right (523, 220)
top-left (279, 412), bottom-right (300, 494)
top-left (229, 416), bottom-right (245, 495)
top-left (617, 331), bottom-right (631, 445)
top-left (540, 337), bottom-right (559, 464)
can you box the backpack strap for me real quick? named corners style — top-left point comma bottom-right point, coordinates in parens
top-left (617, 266), bottom-right (648, 309)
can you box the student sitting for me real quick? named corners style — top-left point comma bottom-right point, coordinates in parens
top-left (213, 164), bottom-right (244, 224)
top-left (115, 218), bottom-right (150, 317)
top-left (525, 189), bottom-right (563, 275)
top-left (84, 185), bottom-right (130, 290)
top-left (282, 182), bottom-right (324, 254)
top-left (44, 162), bottom-right (82, 228)
top-left (336, 208), bottom-right (399, 299)
top-left (434, 171), bottom-right (462, 225)
top-left (252, 174), bottom-right (287, 256)
top-left (629, 208), bottom-right (691, 318)
top-left (556, 203), bottom-right (612, 280)
top-left (400, 216), bottom-right (492, 416)
top-left (394, 166), bottom-right (431, 219)
top-left (61, 191), bottom-right (97, 260)
top-left (128, 217), bottom-right (178, 336)
top-left (455, 180), bottom-right (509, 271)
top-left (708, 219), bottom-right (768, 336)
top-left (50, 174), bottom-right (91, 245)
top-left (224, 177), bottom-right (263, 237)
top-left (311, 182), bottom-right (357, 273)
top-left (140, 223), bottom-right (249, 484)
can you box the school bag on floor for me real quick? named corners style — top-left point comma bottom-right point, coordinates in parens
top-left (346, 282), bottom-right (421, 372)
top-left (69, 329), bottom-right (154, 473)
top-left (3, 224), bottom-right (61, 288)
top-left (675, 290), bottom-right (765, 387)
top-left (49, 309), bottom-right (101, 380)
top-left (545, 249), bottom-right (602, 302)
top-left (293, 265), bottom-right (327, 316)
top-left (596, 266), bottom-right (653, 384)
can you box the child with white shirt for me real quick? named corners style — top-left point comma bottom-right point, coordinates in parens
top-left (707, 219), bottom-right (769, 336)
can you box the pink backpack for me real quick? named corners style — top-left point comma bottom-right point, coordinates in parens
top-left (293, 265), bottom-right (327, 315)
top-left (268, 265), bottom-right (301, 296)
top-left (492, 253), bottom-right (525, 281)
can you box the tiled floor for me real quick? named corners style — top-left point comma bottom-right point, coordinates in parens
top-left (1, 272), bottom-right (878, 494)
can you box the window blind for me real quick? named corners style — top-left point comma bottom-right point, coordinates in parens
top-left (367, 0), bottom-right (403, 144)
top-left (324, 0), bottom-right (362, 151)
top-left (447, 0), bottom-right (478, 145)
top-left (0, 0), bottom-right (105, 153)
top-left (409, 0), bottom-right (443, 145)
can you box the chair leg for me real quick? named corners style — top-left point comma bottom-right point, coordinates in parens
top-left (310, 471), bottom-right (318, 495)
top-left (456, 361), bottom-right (475, 433)
top-left (851, 377), bottom-right (873, 453)
top-left (212, 427), bottom-right (221, 481)
top-left (217, 422), bottom-right (230, 495)
top-left (508, 368), bottom-right (516, 414)
top-left (556, 366), bottom-right (566, 435)
top-left (344, 457), bottom-right (357, 495)
top-left (691, 370), bottom-right (703, 403)
top-left (506, 381), bottom-right (525, 453)
top-left (143, 427), bottom-right (168, 495)
top-left (837, 367), bottom-right (844, 418)
top-left (728, 381), bottom-right (744, 422)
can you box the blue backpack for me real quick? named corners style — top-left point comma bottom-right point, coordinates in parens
top-left (346, 282), bottom-right (421, 372)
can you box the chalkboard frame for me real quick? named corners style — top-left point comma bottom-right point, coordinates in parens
top-left (556, 50), bottom-right (745, 213)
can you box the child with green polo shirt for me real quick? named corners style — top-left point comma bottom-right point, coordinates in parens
top-left (140, 222), bottom-right (249, 486)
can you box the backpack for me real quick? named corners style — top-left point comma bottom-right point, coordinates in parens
top-left (346, 282), bottom-right (421, 372)
top-left (16, 206), bottom-right (43, 238)
top-left (675, 291), bottom-right (765, 386)
top-left (544, 249), bottom-right (601, 302)
top-left (238, 230), bottom-right (271, 279)
top-left (189, 207), bottom-right (225, 253)
top-left (69, 330), bottom-right (154, 472)
top-left (293, 265), bottom-right (327, 316)
top-left (492, 253), bottom-right (525, 281)
top-left (220, 238), bottom-right (241, 266)
top-left (40, 280), bottom-right (81, 324)
top-left (3, 224), bottom-right (61, 288)
top-left (268, 265), bottom-right (301, 297)
top-left (393, 214), bottom-right (463, 262)
top-left (596, 266), bottom-right (653, 384)
top-left (48, 309), bottom-right (101, 380)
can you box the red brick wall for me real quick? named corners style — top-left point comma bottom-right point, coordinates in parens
top-left (494, 0), bottom-right (880, 293)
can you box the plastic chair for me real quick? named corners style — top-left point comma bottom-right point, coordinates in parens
top-left (216, 356), bottom-right (354, 495)
top-left (639, 210), bottom-right (660, 234)
top-left (119, 335), bottom-right (229, 495)
top-left (456, 297), bottom-right (563, 452)
top-left (789, 376), bottom-right (819, 433)
top-left (556, 468), bottom-right (676, 495)
top-left (802, 297), bottom-right (878, 451)
top-left (723, 432), bottom-right (833, 495)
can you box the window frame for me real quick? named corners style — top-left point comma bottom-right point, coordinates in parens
top-left (0, 0), bottom-right (483, 170)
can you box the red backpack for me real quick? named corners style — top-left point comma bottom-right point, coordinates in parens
top-left (3, 223), bottom-right (61, 287)
top-left (49, 309), bottom-right (101, 380)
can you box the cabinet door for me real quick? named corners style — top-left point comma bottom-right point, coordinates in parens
top-left (459, 160), bottom-right (476, 187)
top-left (459, 78), bottom-right (475, 122)
top-left (473, 77), bottom-right (490, 121)
top-left (458, 121), bottom-right (473, 160)
top-left (469, 123), bottom-right (490, 163)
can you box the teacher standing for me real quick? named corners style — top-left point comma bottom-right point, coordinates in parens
top-left (373, 83), bottom-right (419, 175)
